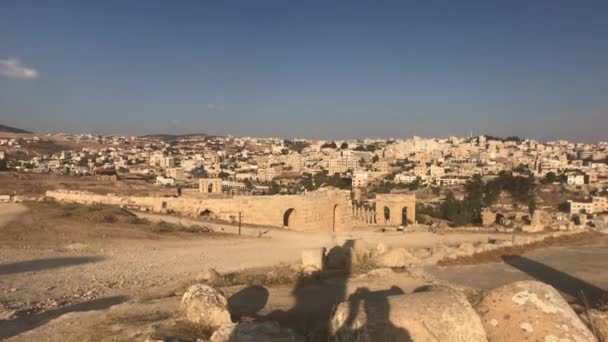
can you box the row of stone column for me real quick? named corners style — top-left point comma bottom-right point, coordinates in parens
top-left (352, 205), bottom-right (377, 224)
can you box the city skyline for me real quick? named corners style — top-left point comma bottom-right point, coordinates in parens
top-left (2, 1), bottom-right (608, 142)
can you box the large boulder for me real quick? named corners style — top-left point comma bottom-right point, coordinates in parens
top-left (482, 209), bottom-right (496, 226)
top-left (531, 210), bottom-right (552, 226)
top-left (196, 268), bottom-right (223, 284)
top-left (180, 284), bottom-right (232, 330)
top-left (301, 248), bottom-right (325, 271)
top-left (586, 310), bottom-right (608, 342)
top-left (210, 321), bottom-right (304, 342)
top-left (330, 285), bottom-right (487, 342)
top-left (476, 280), bottom-right (596, 342)
top-left (373, 242), bottom-right (389, 256)
top-left (374, 248), bottom-right (420, 268)
top-left (349, 239), bottom-right (370, 259)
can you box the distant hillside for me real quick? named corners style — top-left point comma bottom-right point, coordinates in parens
top-left (0, 124), bottom-right (31, 134)
top-left (140, 133), bottom-right (211, 141)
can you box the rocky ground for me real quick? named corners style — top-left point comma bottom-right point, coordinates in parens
top-left (1, 201), bottom-right (607, 341)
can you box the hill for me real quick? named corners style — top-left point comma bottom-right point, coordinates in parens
top-left (0, 124), bottom-right (32, 134)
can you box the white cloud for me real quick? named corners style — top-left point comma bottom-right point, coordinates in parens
top-left (0, 58), bottom-right (38, 80)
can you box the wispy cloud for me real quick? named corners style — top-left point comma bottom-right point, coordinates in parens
top-left (0, 58), bottom-right (38, 80)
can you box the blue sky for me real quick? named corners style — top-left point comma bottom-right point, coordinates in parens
top-left (1, 1), bottom-right (607, 142)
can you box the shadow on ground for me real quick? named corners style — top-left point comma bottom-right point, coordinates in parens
top-left (0, 296), bottom-right (128, 339)
top-left (0, 256), bottom-right (103, 275)
top-left (227, 239), bottom-right (411, 341)
top-left (503, 255), bottom-right (607, 307)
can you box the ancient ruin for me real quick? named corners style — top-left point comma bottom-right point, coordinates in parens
top-left (375, 194), bottom-right (416, 226)
top-left (46, 188), bottom-right (355, 232)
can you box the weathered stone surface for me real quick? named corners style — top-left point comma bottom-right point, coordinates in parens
top-left (180, 284), bottom-right (231, 330)
top-left (46, 188), bottom-right (356, 232)
top-left (210, 321), bottom-right (304, 342)
top-left (425, 244), bottom-right (455, 265)
top-left (411, 248), bottom-right (431, 260)
top-left (196, 268), bottom-right (223, 284)
top-left (349, 239), bottom-right (370, 259)
top-left (521, 224), bottom-right (544, 233)
top-left (329, 285), bottom-right (488, 342)
top-left (482, 209), bottom-right (496, 226)
top-left (458, 242), bottom-right (476, 255)
top-left (301, 248), bottom-right (325, 270)
top-left (587, 309), bottom-right (608, 342)
top-left (476, 280), bottom-right (596, 342)
top-left (375, 194), bottom-right (416, 226)
top-left (374, 248), bottom-right (420, 268)
top-left (532, 210), bottom-right (552, 226)
top-left (373, 242), bottom-right (389, 255)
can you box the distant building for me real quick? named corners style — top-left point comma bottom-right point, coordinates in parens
top-left (567, 174), bottom-right (585, 186)
top-left (167, 167), bottom-right (184, 181)
top-left (156, 176), bottom-right (175, 186)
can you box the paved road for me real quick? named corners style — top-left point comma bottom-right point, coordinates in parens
top-left (427, 234), bottom-right (608, 306)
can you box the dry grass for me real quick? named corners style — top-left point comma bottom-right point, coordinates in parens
top-left (438, 231), bottom-right (600, 266)
top-left (27, 200), bottom-right (213, 234)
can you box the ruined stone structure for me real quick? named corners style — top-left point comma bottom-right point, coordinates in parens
top-left (199, 178), bottom-right (222, 194)
top-left (46, 188), bottom-right (353, 232)
top-left (352, 205), bottom-right (377, 225)
top-left (375, 194), bottom-right (416, 226)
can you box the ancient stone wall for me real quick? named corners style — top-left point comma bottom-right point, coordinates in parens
top-left (46, 188), bottom-right (353, 232)
top-left (199, 178), bottom-right (222, 193)
top-left (375, 194), bottom-right (416, 225)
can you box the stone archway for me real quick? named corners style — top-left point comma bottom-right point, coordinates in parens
top-left (496, 213), bottom-right (506, 225)
top-left (283, 208), bottom-right (295, 228)
top-left (401, 207), bottom-right (408, 225)
top-left (383, 206), bottom-right (391, 224)
top-left (333, 204), bottom-right (339, 232)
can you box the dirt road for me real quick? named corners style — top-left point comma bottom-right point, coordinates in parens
top-left (0, 202), bottom-right (519, 340)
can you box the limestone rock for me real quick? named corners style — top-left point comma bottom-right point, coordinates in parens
top-left (210, 321), bottom-right (304, 342)
top-left (482, 209), bottom-right (496, 226)
top-left (301, 248), bottom-right (325, 271)
top-left (476, 280), bottom-right (596, 342)
top-left (373, 242), bottom-right (389, 255)
top-left (458, 242), bottom-right (476, 256)
top-left (350, 239), bottom-right (370, 259)
top-left (411, 248), bottom-right (431, 260)
top-left (329, 285), bottom-right (488, 342)
top-left (374, 248), bottom-right (420, 268)
top-left (521, 224), bottom-right (544, 233)
top-left (587, 309), bottom-right (608, 342)
top-left (196, 268), bottom-right (223, 284)
top-left (180, 284), bottom-right (232, 330)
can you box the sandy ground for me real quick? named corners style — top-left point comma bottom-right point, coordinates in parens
top-left (1, 202), bottom-right (601, 341)
top-left (428, 235), bottom-right (608, 305)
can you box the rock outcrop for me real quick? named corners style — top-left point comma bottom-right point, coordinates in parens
top-left (476, 280), bottom-right (596, 342)
top-left (301, 248), bottom-right (325, 271)
top-left (180, 284), bottom-right (232, 330)
top-left (585, 310), bottom-right (608, 342)
top-left (330, 285), bottom-right (488, 341)
top-left (374, 248), bottom-right (420, 268)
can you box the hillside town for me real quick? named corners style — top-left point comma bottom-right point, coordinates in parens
top-left (2, 133), bottom-right (607, 225)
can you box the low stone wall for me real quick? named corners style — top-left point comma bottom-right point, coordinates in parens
top-left (45, 189), bottom-right (353, 232)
